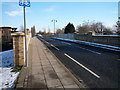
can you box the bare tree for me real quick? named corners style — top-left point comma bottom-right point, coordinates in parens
top-left (94, 22), bottom-right (104, 34)
top-left (77, 25), bottom-right (90, 34)
top-left (103, 27), bottom-right (113, 35)
top-left (77, 21), bottom-right (91, 34)
top-left (77, 21), bottom-right (113, 35)
top-left (116, 21), bottom-right (120, 35)
top-left (48, 27), bottom-right (51, 34)
top-left (19, 25), bottom-right (24, 32)
top-left (56, 29), bottom-right (64, 34)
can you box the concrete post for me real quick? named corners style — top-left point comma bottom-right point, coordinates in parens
top-left (11, 32), bottom-right (25, 66)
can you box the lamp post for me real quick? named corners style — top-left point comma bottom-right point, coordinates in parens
top-left (51, 20), bottom-right (57, 35)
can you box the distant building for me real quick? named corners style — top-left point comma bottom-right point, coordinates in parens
top-left (0, 27), bottom-right (17, 44)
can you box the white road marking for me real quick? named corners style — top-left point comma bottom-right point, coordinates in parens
top-left (64, 53), bottom-right (100, 79)
top-left (51, 44), bottom-right (54, 47)
top-left (77, 46), bottom-right (101, 55)
top-left (61, 42), bottom-right (71, 45)
top-left (46, 41), bottom-right (50, 44)
top-left (51, 44), bottom-right (60, 51)
top-left (117, 59), bottom-right (120, 61)
top-left (65, 43), bottom-right (71, 45)
top-left (44, 40), bottom-right (50, 44)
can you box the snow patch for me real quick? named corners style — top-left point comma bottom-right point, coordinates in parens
top-left (0, 50), bottom-right (19, 89)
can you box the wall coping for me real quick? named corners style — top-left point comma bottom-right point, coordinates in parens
top-left (11, 32), bottom-right (25, 36)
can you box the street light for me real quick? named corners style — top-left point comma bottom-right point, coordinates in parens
top-left (51, 20), bottom-right (57, 35)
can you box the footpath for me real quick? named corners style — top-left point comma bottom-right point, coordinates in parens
top-left (15, 37), bottom-right (85, 89)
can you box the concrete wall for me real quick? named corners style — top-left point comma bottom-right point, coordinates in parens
top-left (92, 35), bottom-right (120, 46)
top-left (55, 34), bottom-right (75, 39)
top-left (56, 33), bottom-right (120, 47)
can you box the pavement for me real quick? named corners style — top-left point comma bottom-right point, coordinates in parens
top-left (15, 37), bottom-right (85, 89)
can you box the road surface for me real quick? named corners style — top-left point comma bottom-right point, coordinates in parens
top-left (37, 36), bottom-right (120, 89)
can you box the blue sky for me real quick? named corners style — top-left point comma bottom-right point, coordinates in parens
top-left (2, 2), bottom-right (118, 33)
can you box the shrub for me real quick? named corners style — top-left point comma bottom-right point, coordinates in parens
top-left (11, 66), bottom-right (22, 72)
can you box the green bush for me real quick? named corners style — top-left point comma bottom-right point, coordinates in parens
top-left (11, 66), bottom-right (22, 72)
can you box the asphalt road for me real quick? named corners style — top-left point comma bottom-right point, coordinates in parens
top-left (37, 36), bottom-right (120, 89)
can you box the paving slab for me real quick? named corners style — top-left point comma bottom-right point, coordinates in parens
top-left (46, 79), bottom-right (62, 88)
top-left (15, 37), bottom-right (85, 89)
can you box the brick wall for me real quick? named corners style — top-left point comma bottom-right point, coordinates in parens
top-left (11, 31), bottom-right (31, 66)
top-left (11, 32), bottom-right (25, 66)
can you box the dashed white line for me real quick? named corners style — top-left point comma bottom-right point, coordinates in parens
top-left (46, 41), bottom-right (50, 44)
top-left (51, 44), bottom-right (60, 51)
top-left (65, 43), bottom-right (71, 45)
top-left (44, 40), bottom-right (59, 51)
top-left (86, 49), bottom-right (101, 55)
top-left (117, 59), bottom-right (120, 61)
top-left (64, 53), bottom-right (100, 79)
top-left (61, 42), bottom-right (71, 45)
top-left (51, 44), bottom-right (54, 47)
top-left (77, 46), bottom-right (101, 55)
top-left (44, 40), bottom-right (50, 44)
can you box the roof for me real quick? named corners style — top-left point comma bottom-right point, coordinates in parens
top-left (0, 27), bottom-right (17, 31)
top-left (0, 27), bottom-right (12, 29)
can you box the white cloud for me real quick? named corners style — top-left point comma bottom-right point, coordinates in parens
top-left (43, 6), bottom-right (58, 12)
top-left (6, 9), bottom-right (23, 16)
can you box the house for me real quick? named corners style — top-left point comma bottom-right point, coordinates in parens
top-left (0, 27), bottom-right (17, 44)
